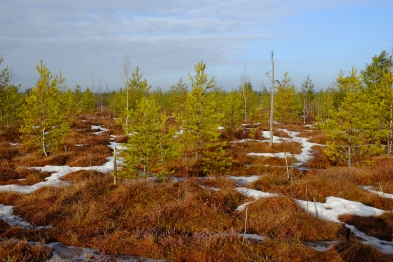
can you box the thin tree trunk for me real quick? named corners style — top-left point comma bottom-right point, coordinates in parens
top-left (269, 51), bottom-right (274, 148)
top-left (113, 146), bottom-right (117, 185)
top-left (42, 127), bottom-right (48, 157)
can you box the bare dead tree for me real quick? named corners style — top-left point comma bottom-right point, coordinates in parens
top-left (240, 67), bottom-right (250, 121)
top-left (265, 51), bottom-right (275, 148)
top-left (119, 55), bottom-right (132, 133)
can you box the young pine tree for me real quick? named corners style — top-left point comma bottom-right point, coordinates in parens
top-left (20, 61), bottom-right (73, 156)
top-left (122, 97), bottom-right (179, 179)
top-left (178, 61), bottom-right (231, 176)
top-left (322, 68), bottom-right (386, 167)
top-left (0, 56), bottom-right (24, 129)
top-left (274, 72), bottom-right (302, 124)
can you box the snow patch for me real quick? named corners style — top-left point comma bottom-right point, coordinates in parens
top-left (361, 186), bottom-right (393, 199)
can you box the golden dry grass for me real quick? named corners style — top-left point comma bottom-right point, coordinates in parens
top-left (0, 239), bottom-right (52, 262)
top-left (251, 167), bottom-right (393, 211)
top-left (241, 196), bottom-right (346, 241)
top-left (1, 110), bottom-right (393, 261)
top-left (334, 241), bottom-right (393, 262)
top-left (339, 213), bottom-right (393, 241)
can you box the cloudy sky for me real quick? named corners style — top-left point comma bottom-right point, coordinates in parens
top-left (1, 0), bottom-right (392, 92)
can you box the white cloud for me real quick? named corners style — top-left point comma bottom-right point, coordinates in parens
top-left (0, 0), bottom-right (392, 90)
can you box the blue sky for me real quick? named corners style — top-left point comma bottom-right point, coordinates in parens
top-left (1, 0), bottom-right (392, 92)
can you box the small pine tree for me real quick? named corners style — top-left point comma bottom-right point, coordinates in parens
top-left (178, 61), bottom-right (231, 176)
top-left (20, 60), bottom-right (73, 156)
top-left (81, 87), bottom-right (96, 114)
top-left (274, 72), bottom-right (302, 124)
top-left (322, 68), bottom-right (386, 167)
top-left (122, 97), bottom-right (179, 179)
top-left (0, 56), bottom-right (23, 129)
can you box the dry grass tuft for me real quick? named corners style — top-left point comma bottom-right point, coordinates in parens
top-left (251, 168), bottom-right (393, 211)
top-left (334, 241), bottom-right (392, 262)
top-left (1, 228), bottom-right (54, 243)
top-left (262, 237), bottom-right (341, 262)
top-left (241, 196), bottom-right (345, 241)
top-left (60, 170), bottom-right (105, 182)
top-left (0, 239), bottom-right (52, 262)
top-left (339, 213), bottom-right (393, 241)
top-left (305, 145), bottom-right (332, 169)
top-left (0, 220), bottom-right (10, 234)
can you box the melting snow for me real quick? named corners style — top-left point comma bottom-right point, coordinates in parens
top-left (91, 125), bottom-right (109, 135)
top-left (295, 196), bottom-right (385, 223)
top-left (226, 175), bottom-right (260, 186)
top-left (0, 142), bottom-right (124, 194)
top-left (0, 204), bottom-right (33, 229)
top-left (235, 187), bottom-right (393, 254)
top-left (361, 186), bottom-right (393, 199)
top-left (247, 129), bottom-right (322, 166)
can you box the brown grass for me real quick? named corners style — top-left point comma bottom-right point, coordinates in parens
top-left (2, 109), bottom-right (393, 261)
top-left (334, 241), bottom-right (393, 262)
top-left (339, 213), bottom-right (393, 241)
top-left (240, 196), bottom-right (345, 241)
top-left (2, 176), bottom-right (251, 259)
top-left (251, 168), bottom-right (393, 211)
top-left (305, 145), bottom-right (332, 169)
top-left (0, 239), bottom-right (52, 262)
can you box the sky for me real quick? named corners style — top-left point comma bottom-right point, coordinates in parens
top-left (1, 0), bottom-right (392, 92)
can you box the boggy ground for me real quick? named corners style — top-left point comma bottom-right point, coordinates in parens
top-left (0, 109), bottom-right (392, 261)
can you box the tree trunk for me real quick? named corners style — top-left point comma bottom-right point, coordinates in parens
top-left (42, 127), bottom-right (48, 157)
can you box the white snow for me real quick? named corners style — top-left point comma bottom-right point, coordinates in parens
top-left (361, 186), bottom-right (393, 199)
top-left (295, 196), bottom-right (385, 223)
top-left (0, 142), bottom-right (124, 194)
top-left (235, 187), bottom-right (393, 254)
top-left (90, 125), bottom-right (109, 135)
top-left (346, 224), bottom-right (393, 254)
top-left (1, 124), bottom-right (393, 255)
top-left (247, 129), bottom-right (322, 166)
top-left (304, 241), bottom-right (338, 251)
top-left (226, 175), bottom-right (260, 186)
top-left (235, 187), bottom-right (278, 212)
top-left (0, 204), bottom-right (33, 229)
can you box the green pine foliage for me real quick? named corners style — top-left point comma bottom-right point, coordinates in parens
top-left (250, 87), bottom-right (270, 124)
top-left (222, 89), bottom-right (243, 135)
top-left (362, 51), bottom-right (393, 154)
top-left (20, 60), bottom-right (74, 156)
top-left (274, 72), bottom-right (302, 124)
top-left (122, 97), bottom-right (179, 179)
top-left (314, 88), bottom-right (335, 126)
top-left (0, 56), bottom-right (24, 129)
top-left (80, 87), bottom-right (96, 114)
top-left (301, 74), bottom-right (315, 123)
top-left (322, 68), bottom-right (387, 167)
top-left (178, 61), bottom-right (231, 175)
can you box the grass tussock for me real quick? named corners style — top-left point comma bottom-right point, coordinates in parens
top-left (242, 196), bottom-right (345, 241)
top-left (262, 237), bottom-right (342, 262)
top-left (334, 241), bottom-right (393, 262)
top-left (2, 110), bottom-right (393, 260)
top-left (305, 145), bottom-right (332, 169)
top-left (0, 239), bottom-right (52, 262)
top-left (251, 169), bottom-right (393, 211)
top-left (339, 213), bottom-right (393, 241)
top-left (4, 176), bottom-right (256, 260)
